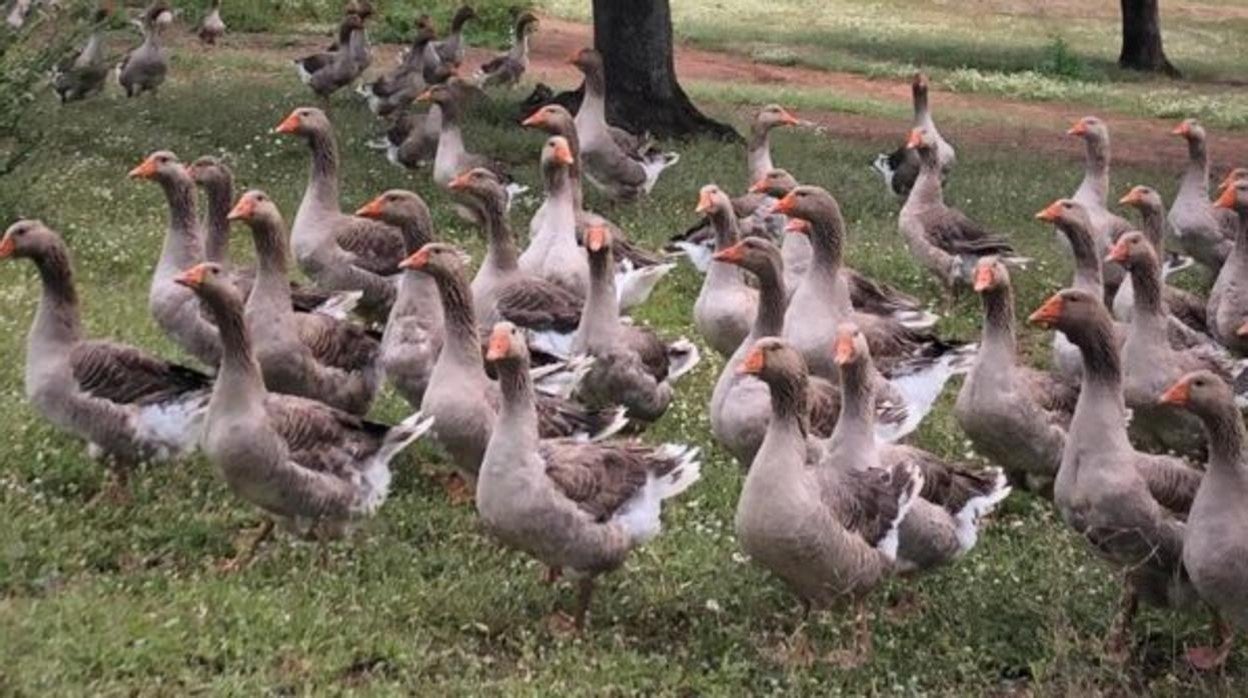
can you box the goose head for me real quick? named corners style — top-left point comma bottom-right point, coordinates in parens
top-left (972, 256), bottom-right (1010, 294)
top-left (274, 107), bottom-right (331, 139)
top-left (749, 168), bottom-right (798, 196)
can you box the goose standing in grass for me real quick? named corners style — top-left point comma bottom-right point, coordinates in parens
top-left (293, 13), bottom-right (355, 84)
top-left (1028, 288), bottom-right (1202, 663)
top-left (874, 73), bottom-right (955, 198)
top-left (692, 185), bottom-right (758, 358)
top-left (520, 136), bottom-right (592, 297)
top-left (1161, 371), bottom-right (1248, 670)
top-left (1168, 119), bottom-right (1238, 272)
top-left (227, 190), bottom-right (382, 417)
top-left (736, 337), bottom-right (922, 666)
top-left (174, 262), bottom-right (432, 571)
top-left (1066, 116), bottom-right (1131, 302)
top-left (473, 11), bottom-right (538, 89)
top-left (955, 258), bottom-right (1074, 494)
top-left (129, 150), bottom-right (221, 367)
top-left (1209, 180), bottom-right (1248, 355)
top-left (117, 1), bottom-right (172, 98)
top-left (276, 107), bottom-right (405, 320)
top-left (1, 221), bottom-right (211, 502)
top-left (305, 13), bottom-right (369, 99)
top-left (477, 321), bottom-right (700, 632)
top-left (358, 24), bottom-right (437, 118)
top-left (427, 5), bottom-right (477, 71)
top-left (1115, 185), bottom-right (1206, 332)
top-left (52, 5), bottom-right (111, 103)
top-left (197, 0), bottom-right (225, 45)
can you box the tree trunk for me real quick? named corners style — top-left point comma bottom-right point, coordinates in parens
top-left (1118, 0), bottom-right (1180, 77)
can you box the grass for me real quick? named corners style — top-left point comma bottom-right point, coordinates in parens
top-left (541, 0), bottom-right (1248, 130)
top-left (1, 27), bottom-right (1246, 696)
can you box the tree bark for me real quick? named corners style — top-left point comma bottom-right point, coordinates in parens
top-left (1118, 0), bottom-right (1180, 77)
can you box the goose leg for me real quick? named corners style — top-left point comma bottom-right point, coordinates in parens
top-left (219, 519), bottom-right (275, 574)
top-left (827, 598), bottom-right (873, 668)
top-left (1186, 611), bottom-right (1234, 671)
top-left (572, 576), bottom-right (595, 630)
top-left (1104, 583), bottom-right (1138, 665)
top-left (90, 466), bottom-right (133, 507)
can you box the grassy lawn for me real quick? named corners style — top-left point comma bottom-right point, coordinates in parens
top-left (542, 0), bottom-right (1248, 129)
top-left (1, 26), bottom-right (1245, 696)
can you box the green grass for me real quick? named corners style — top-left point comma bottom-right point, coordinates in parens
top-left (0, 33), bottom-right (1245, 696)
top-left (541, 0), bottom-right (1248, 130)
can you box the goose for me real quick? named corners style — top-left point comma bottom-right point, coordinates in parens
top-left (1028, 288), bottom-right (1202, 662)
top-left (293, 14), bottom-right (356, 83)
top-left (1217, 168), bottom-right (1248, 195)
top-left (355, 190), bottom-right (443, 408)
top-left (129, 150), bottom-right (221, 367)
top-left (736, 336), bottom-right (922, 666)
top-left (427, 5), bottom-right (477, 70)
top-left (473, 11), bottom-right (538, 89)
top-left (52, 5), bottom-right (111, 103)
top-left (226, 190), bottom-right (382, 416)
top-left (399, 243), bottom-right (628, 501)
top-left (520, 136), bottom-right (591, 297)
top-left (197, 0), bottom-right (225, 45)
top-left (747, 104), bottom-right (801, 183)
top-left (357, 24), bottom-right (437, 118)
top-left (955, 257), bottom-right (1075, 494)
top-left (477, 321), bottom-right (700, 631)
top-left (174, 262), bottom-right (432, 570)
top-left (1066, 116), bottom-right (1131, 303)
top-left (1160, 371), bottom-right (1248, 670)
top-left (305, 13), bottom-right (369, 98)
top-left (692, 184), bottom-right (758, 358)
top-left (568, 48), bottom-right (679, 202)
top-left (418, 81), bottom-right (526, 212)
top-left (569, 224), bottom-right (700, 422)
top-left (873, 73), bottom-right (955, 198)
top-left (1209, 180), bottom-right (1248, 354)
top-left (1169, 119), bottom-right (1238, 272)
top-left (276, 107), bottom-right (406, 319)
top-left (1115, 185), bottom-right (1206, 332)
top-left (117, 1), bottom-right (172, 98)
top-left (1, 220), bottom-right (210, 502)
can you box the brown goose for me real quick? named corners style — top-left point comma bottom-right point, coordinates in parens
top-left (197, 0), bottom-right (225, 45)
top-left (129, 150), bottom-right (221, 367)
top-left (1066, 116), bottom-right (1131, 301)
top-left (400, 243), bottom-right (627, 497)
top-left (570, 224), bottom-right (699, 422)
top-left (693, 185), bottom-right (758, 358)
top-left (1161, 371), bottom-right (1248, 670)
top-left (1169, 119), bottom-right (1238, 272)
top-left (477, 321), bottom-right (700, 631)
top-left (955, 258), bottom-right (1074, 493)
top-left (357, 24), bottom-right (437, 118)
top-left (174, 262), bottom-right (432, 570)
top-left (2, 221), bottom-right (211, 500)
top-left (117, 2), bottom-right (171, 98)
top-left (1028, 288), bottom-right (1202, 662)
top-left (356, 190), bottom-right (443, 408)
top-left (472, 11), bottom-right (538, 89)
top-left (737, 336), bottom-right (922, 666)
top-left (747, 104), bottom-right (800, 183)
top-left (418, 81), bottom-right (524, 203)
top-left (53, 5), bottom-right (111, 103)
top-left (276, 107), bottom-right (405, 319)
top-left (305, 13), bottom-right (369, 98)
top-left (1116, 185), bottom-right (1207, 332)
top-left (227, 190), bottom-right (382, 416)
top-left (900, 127), bottom-right (1019, 294)
top-left (873, 73), bottom-right (955, 198)
top-left (1209, 181), bottom-right (1248, 354)
top-left (293, 13), bottom-right (356, 83)
top-left (428, 5), bottom-right (477, 69)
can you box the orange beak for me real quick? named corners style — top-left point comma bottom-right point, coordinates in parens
top-left (785, 218), bottom-right (810, 235)
top-left (773, 191), bottom-right (797, 215)
top-left (1214, 185), bottom-right (1236, 209)
top-left (448, 172), bottom-right (472, 191)
top-left (227, 195), bottom-right (255, 221)
top-left (585, 225), bottom-right (607, 252)
top-left (1171, 121), bottom-right (1191, 136)
top-left (551, 140), bottom-right (575, 166)
top-left (737, 346), bottom-right (765, 375)
top-left (415, 88), bottom-right (434, 103)
top-left (128, 156), bottom-right (158, 179)
top-left (0, 233), bottom-right (15, 259)
top-left (173, 263), bottom-right (209, 289)
top-left (695, 190), bottom-right (715, 214)
top-left (1035, 201), bottom-right (1064, 222)
top-left (355, 196), bottom-right (385, 219)
top-left (1027, 294), bottom-right (1064, 328)
top-left (565, 50), bottom-right (581, 64)
top-left (521, 110), bottom-right (545, 128)
top-left (398, 247), bottom-right (431, 271)
top-left (904, 128), bottom-right (923, 149)
top-left (1238, 321), bottom-right (1248, 338)
top-left (712, 241), bottom-right (745, 264)
top-left (749, 178), bottom-right (769, 194)
top-left (1158, 378), bottom-right (1191, 407)
top-left (1105, 239), bottom-right (1130, 264)
top-left (833, 332), bottom-right (855, 366)
top-left (972, 264), bottom-right (995, 293)
top-left (777, 108), bottom-right (799, 126)
top-left (1066, 120), bottom-right (1088, 136)
top-left (274, 112), bottom-right (301, 134)
top-left (485, 327), bottom-right (511, 361)
top-left (1118, 188), bottom-right (1142, 206)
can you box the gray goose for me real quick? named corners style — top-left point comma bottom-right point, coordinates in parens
top-left (737, 337), bottom-right (922, 666)
top-left (1, 221), bottom-right (210, 501)
top-left (873, 73), bottom-right (955, 198)
top-left (955, 257), bottom-right (1074, 494)
top-left (1066, 116), bottom-right (1131, 303)
top-left (117, 1), bottom-right (171, 98)
top-left (400, 243), bottom-right (627, 500)
top-left (174, 262), bottom-right (432, 571)
top-left (1208, 179), bottom-right (1248, 354)
top-left (473, 12), bottom-right (538, 89)
top-left (358, 24), bottom-right (437, 118)
top-left (1168, 119), bottom-right (1238, 272)
top-left (427, 5), bottom-right (477, 70)
top-left (1116, 184), bottom-right (1206, 333)
top-left (692, 185), bottom-right (758, 358)
top-left (227, 191), bottom-right (382, 417)
top-left (570, 224), bottom-right (700, 423)
top-left (1028, 288), bottom-right (1203, 662)
top-left (53, 5), bottom-right (111, 103)
top-left (1161, 371), bottom-right (1248, 670)
top-left (305, 13), bottom-right (369, 99)
top-left (197, 0), bottom-right (226, 45)
top-left (477, 321), bottom-right (700, 631)
top-left (129, 150), bottom-right (221, 367)
top-left (276, 107), bottom-right (405, 320)
top-left (293, 13), bottom-right (356, 83)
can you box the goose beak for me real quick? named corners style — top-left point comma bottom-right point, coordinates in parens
top-left (749, 178), bottom-right (768, 194)
top-left (1105, 240), bottom-right (1130, 264)
top-left (128, 157), bottom-right (158, 179)
top-left (778, 108), bottom-right (799, 126)
top-left (1027, 294), bottom-right (1064, 328)
top-left (356, 196), bottom-right (385, 219)
top-left (833, 331), bottom-right (856, 366)
top-left (173, 263), bottom-right (208, 289)
top-left (227, 196), bottom-right (255, 221)
top-left (1035, 201), bottom-right (1063, 222)
top-left (1158, 378), bottom-right (1191, 407)
top-left (712, 241), bottom-right (746, 264)
top-left (904, 128), bottom-right (923, 149)
top-left (1214, 186), bottom-right (1236, 209)
top-left (448, 172), bottom-right (472, 191)
top-left (1237, 321), bottom-right (1248, 338)
top-left (415, 88), bottom-right (434, 103)
top-left (521, 110), bottom-right (545, 127)
top-left (773, 192), bottom-right (797, 215)
top-left (585, 225), bottom-right (608, 253)
top-left (972, 264), bottom-right (995, 293)
top-left (784, 218), bottom-right (810, 235)
top-left (398, 247), bottom-right (430, 271)
top-left (552, 140), bottom-right (575, 166)
top-left (1171, 122), bottom-right (1190, 136)
top-left (1118, 189), bottom-right (1141, 206)
top-left (695, 190), bottom-right (715, 214)
top-left (0, 233), bottom-right (14, 259)
top-left (1066, 120), bottom-right (1088, 136)
top-left (737, 346), bottom-right (765, 375)
top-left (274, 112), bottom-right (301, 134)
top-left (485, 326), bottom-right (511, 361)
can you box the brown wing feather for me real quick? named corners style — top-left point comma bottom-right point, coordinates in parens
top-left (336, 218), bottom-right (406, 276)
top-left (295, 314), bottom-right (380, 372)
top-left (830, 464), bottom-right (920, 546)
top-left (807, 376), bottom-right (842, 438)
top-left (71, 341), bottom-right (210, 405)
top-left (1137, 455), bottom-right (1201, 516)
top-left (496, 279), bottom-right (583, 332)
top-left (918, 208), bottom-right (1015, 256)
top-left (541, 440), bottom-right (681, 521)
top-left (882, 446), bottom-right (999, 515)
top-left (621, 325), bottom-right (669, 382)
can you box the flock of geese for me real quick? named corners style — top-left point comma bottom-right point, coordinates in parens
top-left (11, 0), bottom-right (1248, 670)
